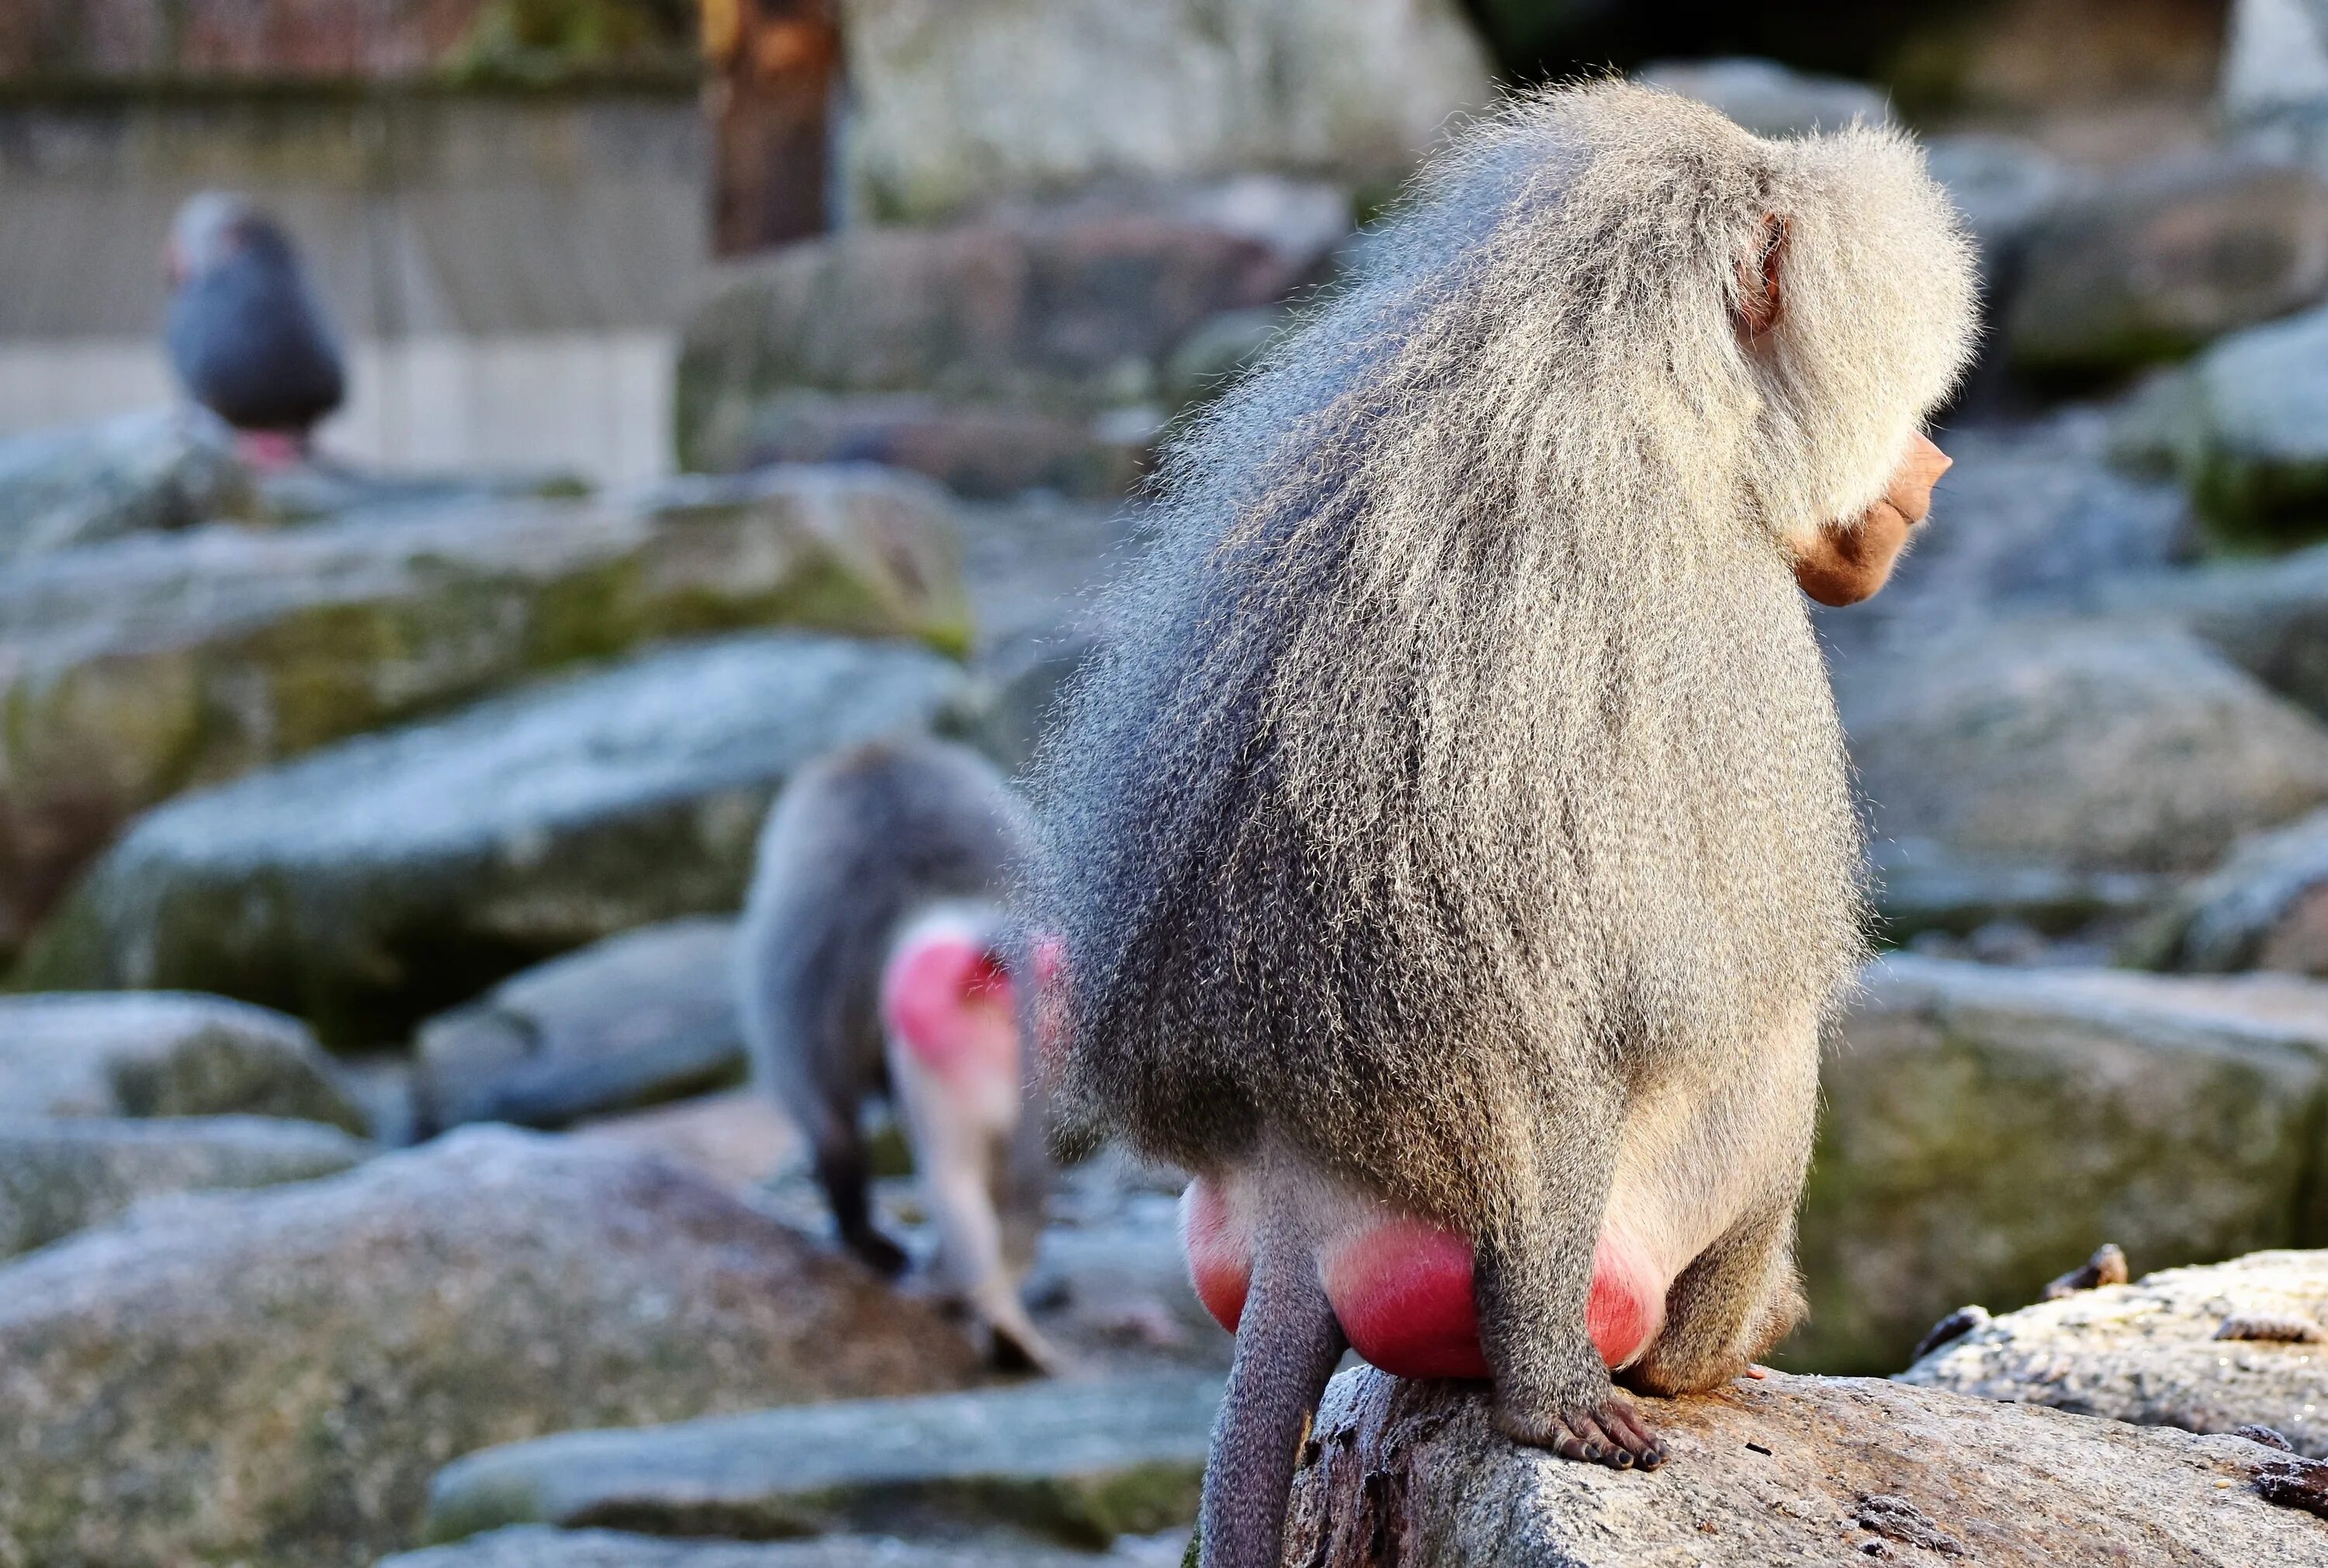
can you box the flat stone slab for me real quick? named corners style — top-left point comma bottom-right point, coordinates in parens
top-left (415, 918), bottom-right (742, 1133)
top-left (18, 633), bottom-right (965, 1044)
top-left (380, 1528), bottom-right (1130, 1568)
top-left (425, 1374), bottom-right (1221, 1549)
top-left (1902, 1248), bottom-right (2328, 1459)
top-left (1796, 955), bottom-right (2328, 1372)
top-left (0, 1113), bottom-right (368, 1258)
top-left (0, 463), bottom-right (967, 954)
top-left (1283, 1367), bottom-right (2325, 1566)
top-left (0, 1127), bottom-right (984, 1568)
top-left (0, 990), bottom-right (365, 1130)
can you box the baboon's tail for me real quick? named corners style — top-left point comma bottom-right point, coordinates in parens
top-left (1198, 1234), bottom-right (1346, 1568)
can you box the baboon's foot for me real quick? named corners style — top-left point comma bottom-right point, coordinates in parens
top-left (1494, 1393), bottom-right (1668, 1470)
top-left (843, 1227), bottom-right (911, 1278)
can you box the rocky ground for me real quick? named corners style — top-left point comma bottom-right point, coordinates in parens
top-left (9, 4), bottom-right (2328, 1565)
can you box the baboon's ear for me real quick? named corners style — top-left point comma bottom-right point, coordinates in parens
top-left (1733, 213), bottom-right (1789, 341)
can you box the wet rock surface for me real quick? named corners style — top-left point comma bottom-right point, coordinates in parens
top-left (1281, 1367), bottom-right (2323, 1567)
top-left (1838, 619), bottom-right (2328, 876)
top-left (414, 918), bottom-right (742, 1134)
top-left (0, 1113), bottom-right (368, 1258)
top-left (423, 1372), bottom-right (1220, 1549)
top-left (1902, 1249), bottom-right (2328, 1459)
top-left (16, 634), bottom-right (966, 1044)
top-left (1793, 956), bottom-right (2328, 1372)
top-left (0, 466), bottom-right (968, 953)
top-left (0, 1127), bottom-right (985, 1568)
top-left (0, 991), bottom-right (365, 1129)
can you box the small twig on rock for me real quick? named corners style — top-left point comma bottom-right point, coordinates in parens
top-left (1910, 1304), bottom-right (1990, 1362)
top-left (2214, 1313), bottom-right (2328, 1345)
top-left (2042, 1242), bottom-right (2128, 1301)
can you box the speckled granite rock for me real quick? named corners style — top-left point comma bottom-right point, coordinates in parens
top-left (378, 1529), bottom-right (1132, 1568)
top-left (0, 1127), bottom-right (984, 1568)
top-left (1900, 1249), bottom-right (2328, 1459)
top-left (424, 1373), bottom-right (1220, 1549)
top-left (1280, 1366), bottom-right (2323, 1566)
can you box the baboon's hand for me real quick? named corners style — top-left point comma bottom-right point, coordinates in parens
top-left (1494, 1390), bottom-right (1668, 1470)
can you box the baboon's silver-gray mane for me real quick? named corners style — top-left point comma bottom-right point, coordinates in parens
top-left (1031, 82), bottom-right (1976, 1216)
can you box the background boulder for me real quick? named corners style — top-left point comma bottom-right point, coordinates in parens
top-left (0, 1128), bottom-right (986, 1568)
top-left (0, 466), bottom-right (968, 955)
top-left (16, 634), bottom-right (966, 1044)
top-left (1793, 956), bottom-right (2328, 1372)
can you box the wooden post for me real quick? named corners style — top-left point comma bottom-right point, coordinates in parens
top-left (702, 0), bottom-right (841, 257)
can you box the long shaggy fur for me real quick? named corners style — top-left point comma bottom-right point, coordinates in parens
top-left (1030, 82), bottom-right (1976, 1236)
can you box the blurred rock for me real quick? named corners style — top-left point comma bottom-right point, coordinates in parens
top-left (1827, 412), bottom-right (2191, 649)
top-left (715, 394), bottom-right (1152, 500)
top-left (1636, 57), bottom-right (1891, 137)
top-left (1280, 1366), bottom-right (2321, 1566)
top-left (1794, 956), bottom-right (2328, 1372)
top-left (1159, 307), bottom-right (1287, 414)
top-left (959, 625), bottom-right (1106, 774)
top-left (0, 1127), bottom-right (984, 1568)
top-left (572, 1090), bottom-right (801, 1191)
top-left (1924, 133), bottom-right (2079, 276)
top-left (2222, 0), bottom-right (2328, 170)
top-left (382, 1529), bottom-right (1125, 1568)
top-left (1903, 1249), bottom-right (2328, 1459)
top-left (0, 1113), bottom-right (367, 1258)
top-left (16, 635), bottom-right (967, 1046)
top-left (675, 202), bottom-right (1336, 486)
top-left (0, 406), bottom-right (259, 562)
top-left (416, 919), bottom-right (743, 1134)
top-left (2004, 158), bottom-right (2328, 384)
top-left (1869, 837), bottom-right (2167, 943)
top-left (0, 466), bottom-right (969, 956)
top-left (1839, 619), bottom-right (2328, 876)
top-left (0, 991), bottom-right (364, 1130)
top-left (2125, 805), bottom-right (2328, 974)
top-left (836, 1), bottom-right (1488, 222)
top-left (2111, 303), bottom-right (2328, 540)
top-left (424, 1372), bottom-right (1219, 1547)
top-left (2095, 538), bottom-right (2328, 712)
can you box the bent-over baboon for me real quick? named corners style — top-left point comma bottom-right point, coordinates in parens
top-left (165, 192), bottom-right (345, 466)
top-left (1028, 81), bottom-right (1976, 1566)
top-left (739, 736), bottom-right (1060, 1370)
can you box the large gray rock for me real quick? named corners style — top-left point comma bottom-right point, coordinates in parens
top-left (1280, 1366), bottom-right (2323, 1566)
top-left (1838, 618), bottom-right (2328, 876)
top-left (381, 1530), bottom-right (1122, 1568)
top-left (2004, 158), bottom-right (2328, 382)
top-left (835, 0), bottom-right (1489, 222)
top-left (0, 466), bottom-right (968, 955)
top-left (1636, 57), bottom-right (1890, 137)
top-left (1794, 956), bottom-right (2328, 1373)
top-left (0, 1127), bottom-right (986, 1568)
top-left (16, 634), bottom-right (968, 1045)
top-left (2126, 805), bottom-right (2328, 974)
top-left (424, 1373), bottom-right (1219, 1549)
top-left (705, 393), bottom-right (1153, 501)
top-left (674, 202), bottom-right (1336, 483)
top-left (415, 918), bottom-right (742, 1134)
top-left (1903, 1249), bottom-right (2328, 1459)
top-left (0, 1113), bottom-right (367, 1258)
top-left (2223, 0), bottom-right (2328, 169)
top-left (0, 406), bottom-right (258, 563)
top-left (2094, 540), bottom-right (2328, 715)
top-left (0, 991), bottom-right (365, 1130)
top-left (2113, 302), bottom-right (2328, 538)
